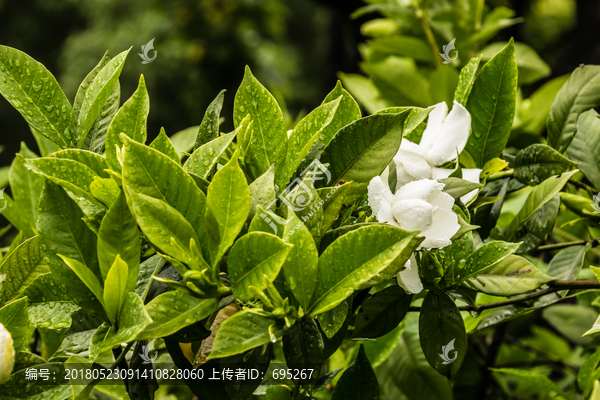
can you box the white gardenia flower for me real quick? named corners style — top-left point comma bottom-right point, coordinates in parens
top-left (0, 323), bottom-right (15, 385)
top-left (393, 100), bottom-right (482, 203)
top-left (368, 177), bottom-right (460, 250)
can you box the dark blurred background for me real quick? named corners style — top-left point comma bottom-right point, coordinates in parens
top-left (0, 0), bottom-right (598, 166)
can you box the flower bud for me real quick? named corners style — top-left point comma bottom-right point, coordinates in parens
top-left (0, 323), bottom-right (15, 385)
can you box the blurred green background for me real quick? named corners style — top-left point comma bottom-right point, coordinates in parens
top-left (0, 0), bottom-right (598, 166)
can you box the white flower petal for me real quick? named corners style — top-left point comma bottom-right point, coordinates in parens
top-left (397, 254), bottom-right (423, 294)
top-left (395, 163), bottom-right (417, 192)
top-left (367, 176), bottom-right (393, 216)
top-left (431, 167), bottom-right (453, 180)
top-left (428, 187), bottom-right (455, 212)
top-left (420, 194), bottom-right (460, 249)
top-left (392, 198), bottom-right (435, 231)
top-left (394, 178), bottom-right (442, 201)
top-left (426, 101), bottom-right (472, 166)
top-left (418, 102), bottom-right (448, 153)
top-left (460, 168), bottom-right (482, 204)
top-left (0, 323), bottom-right (15, 385)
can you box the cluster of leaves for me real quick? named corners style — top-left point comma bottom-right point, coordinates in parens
top-left (0, 21), bottom-right (599, 400)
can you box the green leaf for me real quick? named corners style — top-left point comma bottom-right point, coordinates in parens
top-left (491, 368), bottom-right (573, 399)
top-left (228, 232), bottom-right (292, 301)
top-left (82, 80), bottom-right (120, 153)
top-left (234, 66), bottom-right (287, 176)
top-left (331, 344), bottom-right (379, 400)
top-left (0, 45), bottom-right (74, 148)
top-left (547, 65), bottom-right (600, 153)
top-left (481, 42), bottom-right (550, 84)
top-left (317, 183), bottom-right (352, 233)
top-left (73, 50), bottom-right (110, 121)
top-left (567, 109), bottom-right (600, 189)
top-left (514, 194), bottom-right (560, 253)
top-left (519, 75), bottom-right (570, 135)
top-left (454, 55), bottom-right (481, 105)
top-left (50, 149), bottom-right (109, 178)
top-left (58, 255), bottom-right (104, 309)
top-left (170, 125), bottom-right (200, 159)
top-left (316, 300), bottom-right (348, 339)
top-left (138, 291), bottom-right (220, 340)
top-left (546, 244), bottom-right (591, 297)
top-left (76, 48), bottom-right (130, 146)
top-left (320, 81), bottom-right (362, 148)
top-left (149, 127), bottom-right (180, 163)
top-left (275, 97), bottom-right (341, 188)
top-left (0, 236), bottom-right (50, 307)
top-left (458, 241), bottom-right (521, 283)
top-left (248, 164), bottom-right (276, 221)
top-left (205, 154), bottom-right (250, 267)
top-left (505, 170), bottom-right (577, 240)
top-left (97, 192), bottom-right (140, 291)
top-left (318, 111), bottom-right (409, 187)
top-left (105, 74), bottom-right (150, 172)
top-left (309, 225), bottom-right (421, 316)
top-left (122, 137), bottom-right (207, 245)
top-left (0, 297), bottom-right (30, 352)
top-left (462, 255), bottom-right (553, 295)
top-left (266, 386), bottom-right (292, 400)
top-left (283, 317), bottom-right (324, 366)
top-left (419, 291), bottom-right (467, 378)
top-left (339, 72), bottom-right (391, 114)
top-left (353, 285), bottom-right (411, 339)
top-left (0, 363), bottom-right (71, 399)
top-left (28, 301), bottom-right (79, 330)
top-left (195, 89), bottom-right (225, 150)
top-left (578, 349), bottom-right (600, 394)
top-left (134, 254), bottom-right (166, 302)
top-left (465, 39), bottom-right (518, 167)
top-left (103, 256), bottom-right (128, 326)
top-left (125, 189), bottom-right (200, 267)
top-left (439, 177), bottom-right (482, 199)
top-left (90, 293), bottom-right (151, 355)
top-left (184, 129), bottom-right (237, 179)
top-left (429, 66), bottom-right (460, 105)
top-left (514, 144), bottom-right (578, 186)
top-left (89, 177), bottom-right (120, 208)
top-left (282, 176), bottom-right (323, 239)
top-left (208, 310), bottom-right (285, 359)
top-left (281, 210), bottom-right (318, 310)
top-left (37, 181), bottom-right (103, 315)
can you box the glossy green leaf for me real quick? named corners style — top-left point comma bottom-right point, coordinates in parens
top-left (195, 89), bottom-right (225, 149)
top-left (28, 301), bottom-right (79, 330)
top-left (134, 255), bottom-right (166, 302)
top-left (37, 181), bottom-right (103, 314)
top-left (505, 170), bottom-right (577, 240)
top-left (282, 175), bottom-right (323, 239)
top-left (233, 66), bottom-right (287, 176)
top-left (0, 236), bottom-right (50, 307)
top-left (546, 244), bottom-right (590, 297)
top-left (283, 317), bottom-right (324, 366)
top-left (149, 127), bottom-right (180, 163)
top-left (465, 39), bottom-right (517, 167)
top-left (105, 74), bottom-right (150, 172)
top-left (0, 45), bottom-right (74, 148)
top-left (122, 137), bottom-right (207, 243)
top-left (90, 293), bottom-right (151, 355)
top-left (318, 111), bottom-right (409, 187)
top-left (97, 192), bottom-right (140, 290)
top-left (50, 149), bottom-right (110, 178)
top-left (82, 80), bottom-right (120, 153)
top-left (89, 177), bottom-right (120, 208)
top-left (419, 291), bottom-right (467, 378)
top-left (208, 310), bottom-right (285, 359)
top-left (184, 129), bottom-right (237, 179)
top-left (567, 109), bottom-right (600, 189)
top-left (454, 55), bottom-right (481, 105)
top-left (281, 210), bottom-right (318, 310)
top-left (73, 50), bottom-right (110, 121)
top-left (560, 192), bottom-right (600, 220)
top-left (439, 177), bottom-right (482, 199)
top-left (339, 72), bottom-right (391, 114)
top-left (228, 232), bottom-right (292, 301)
top-left (317, 183), bottom-right (351, 233)
top-left (520, 75), bottom-right (570, 135)
top-left (265, 386), bottom-right (292, 400)
top-left (248, 164), bottom-right (276, 221)
top-left (462, 255), bottom-right (553, 295)
top-left (481, 41), bottom-right (550, 84)
top-left (514, 195), bottom-right (560, 253)
top-left (458, 241), bottom-right (520, 283)
top-left (103, 256), bottom-right (128, 326)
top-left (491, 368), bottom-right (572, 399)
top-left (320, 81), bottom-right (362, 147)
top-left (205, 154), bottom-right (250, 267)
top-left (353, 285), bottom-right (411, 339)
top-left (547, 65), bottom-right (600, 153)
top-left (76, 48), bottom-right (130, 146)
top-left (275, 97), bottom-right (341, 188)
top-left (316, 300), bottom-right (348, 339)
top-left (309, 225), bottom-right (421, 316)
top-left (514, 144), bottom-right (578, 186)
top-left (58, 255), bottom-right (104, 308)
top-left (138, 291), bottom-right (220, 340)
top-left (0, 297), bottom-right (29, 352)
top-left (331, 344), bottom-right (379, 400)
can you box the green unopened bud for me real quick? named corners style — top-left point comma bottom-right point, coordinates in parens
top-left (0, 323), bottom-right (15, 385)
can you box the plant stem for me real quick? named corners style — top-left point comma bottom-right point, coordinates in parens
top-left (407, 280), bottom-right (600, 313)
top-left (536, 239), bottom-right (599, 252)
top-left (487, 169), bottom-right (514, 181)
top-left (414, 7), bottom-right (444, 68)
top-left (568, 178), bottom-right (596, 194)
top-left (88, 342), bottom-right (134, 390)
top-left (552, 228), bottom-right (600, 258)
